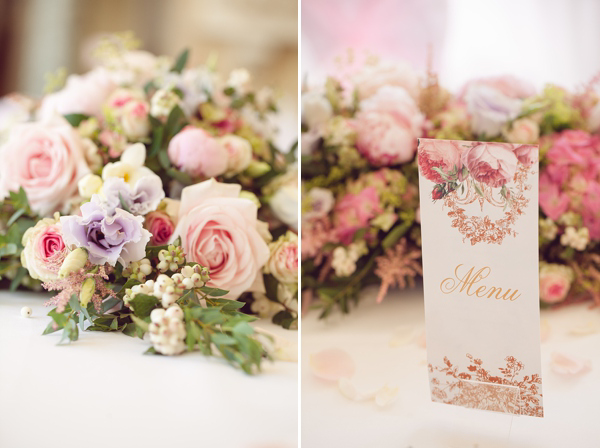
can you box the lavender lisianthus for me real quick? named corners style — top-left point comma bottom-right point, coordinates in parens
top-left (61, 201), bottom-right (151, 267)
top-left (99, 176), bottom-right (164, 216)
top-left (464, 84), bottom-right (523, 137)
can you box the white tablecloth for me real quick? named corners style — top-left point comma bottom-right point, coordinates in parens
top-left (0, 291), bottom-right (298, 448)
top-left (302, 284), bottom-right (600, 448)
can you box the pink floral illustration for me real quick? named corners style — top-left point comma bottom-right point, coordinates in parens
top-left (417, 139), bottom-right (464, 184)
top-left (461, 142), bottom-right (518, 188)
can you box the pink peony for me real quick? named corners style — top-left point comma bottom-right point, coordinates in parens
top-left (354, 86), bottom-right (424, 166)
top-left (539, 263), bottom-right (574, 304)
top-left (145, 211), bottom-right (175, 246)
top-left (0, 116), bottom-right (90, 216)
top-left (418, 139), bottom-right (463, 184)
top-left (539, 173), bottom-right (570, 220)
top-left (334, 187), bottom-right (383, 244)
top-left (167, 127), bottom-right (228, 178)
top-left (461, 143), bottom-right (518, 188)
top-left (582, 181), bottom-right (600, 239)
top-left (170, 179), bottom-right (270, 299)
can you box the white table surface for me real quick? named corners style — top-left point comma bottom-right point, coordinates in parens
top-left (301, 284), bottom-right (600, 448)
top-left (0, 291), bottom-right (298, 448)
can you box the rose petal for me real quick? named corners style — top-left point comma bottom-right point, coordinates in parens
top-left (569, 321), bottom-right (600, 336)
top-left (550, 352), bottom-right (592, 376)
top-left (120, 142), bottom-right (146, 167)
top-left (375, 385), bottom-right (399, 407)
top-left (310, 348), bottom-right (355, 381)
top-left (389, 325), bottom-right (415, 347)
top-left (337, 378), bottom-right (377, 401)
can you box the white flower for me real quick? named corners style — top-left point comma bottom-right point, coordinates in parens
top-left (560, 226), bottom-right (589, 251)
top-left (302, 90), bottom-right (332, 129)
top-left (540, 218), bottom-right (558, 240)
top-left (120, 100), bottom-right (150, 140)
top-left (277, 283), bottom-right (298, 313)
top-left (503, 117), bottom-right (539, 144)
top-left (268, 167), bottom-right (298, 231)
top-left (150, 88), bottom-right (181, 119)
top-left (331, 242), bottom-right (367, 278)
top-left (304, 187), bottom-right (335, 221)
top-left (226, 68), bottom-right (251, 95)
top-left (78, 174), bottom-right (103, 199)
top-left (148, 305), bottom-right (186, 356)
top-left (219, 135), bottom-right (253, 177)
top-left (251, 293), bottom-right (284, 318)
top-left (102, 143), bottom-right (156, 187)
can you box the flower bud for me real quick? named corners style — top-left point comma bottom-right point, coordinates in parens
top-left (78, 174), bottom-right (103, 199)
top-left (245, 160), bottom-right (271, 178)
top-left (58, 248), bottom-right (88, 278)
top-left (239, 191), bottom-right (261, 208)
top-left (80, 277), bottom-right (96, 307)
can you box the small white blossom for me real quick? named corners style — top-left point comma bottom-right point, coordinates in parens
top-left (148, 305), bottom-right (186, 355)
top-left (150, 88), bottom-right (181, 119)
top-left (560, 226), bottom-right (589, 251)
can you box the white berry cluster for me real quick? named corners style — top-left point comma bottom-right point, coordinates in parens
top-left (124, 264), bottom-right (211, 308)
top-left (149, 305), bottom-right (186, 355)
top-left (157, 245), bottom-right (186, 272)
top-left (560, 226), bottom-right (589, 251)
top-left (331, 241), bottom-right (368, 277)
top-left (122, 258), bottom-right (152, 282)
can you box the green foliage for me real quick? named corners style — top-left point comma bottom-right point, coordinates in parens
top-left (171, 48), bottom-right (189, 73)
top-left (63, 113), bottom-right (90, 127)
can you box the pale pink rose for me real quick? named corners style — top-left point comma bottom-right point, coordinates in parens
top-left (0, 117), bottom-right (90, 216)
top-left (20, 216), bottom-right (68, 282)
top-left (218, 135), bottom-right (252, 177)
top-left (461, 143), bottom-right (518, 188)
top-left (264, 231), bottom-right (298, 284)
top-left (334, 187), bottom-right (382, 244)
top-left (512, 144), bottom-right (538, 166)
top-left (418, 140), bottom-right (463, 183)
top-left (352, 62), bottom-right (419, 101)
top-left (354, 86), bottom-right (424, 166)
top-left (539, 263), bottom-right (574, 304)
top-left (38, 67), bottom-right (116, 120)
top-left (504, 118), bottom-right (540, 145)
top-left (120, 100), bottom-right (150, 140)
top-left (170, 179), bottom-right (270, 299)
top-left (167, 127), bottom-right (228, 178)
top-left (145, 211), bottom-right (175, 246)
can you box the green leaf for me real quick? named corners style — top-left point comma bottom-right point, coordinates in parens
top-left (48, 309), bottom-right (68, 327)
top-left (232, 321), bottom-right (254, 336)
top-left (199, 286), bottom-right (230, 297)
top-left (144, 347), bottom-right (158, 355)
top-left (211, 333), bottom-right (236, 345)
top-left (164, 105), bottom-right (187, 139)
top-left (101, 297), bottom-right (121, 313)
top-left (42, 321), bottom-right (60, 335)
top-left (171, 48), bottom-right (189, 73)
top-left (129, 294), bottom-right (160, 318)
top-left (166, 167), bottom-right (193, 185)
top-left (131, 314), bottom-right (150, 333)
top-left (158, 149), bottom-right (171, 170)
top-left (63, 113), bottom-right (89, 127)
top-left (0, 244), bottom-right (18, 258)
top-left (8, 266), bottom-right (27, 291)
top-left (382, 222), bottom-right (412, 250)
top-left (149, 126), bottom-right (164, 157)
top-left (6, 208), bottom-right (26, 228)
top-left (119, 192), bottom-right (132, 213)
top-left (122, 322), bottom-right (137, 337)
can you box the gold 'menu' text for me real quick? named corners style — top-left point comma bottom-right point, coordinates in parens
top-left (440, 264), bottom-right (520, 301)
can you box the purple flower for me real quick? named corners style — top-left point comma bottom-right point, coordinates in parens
top-left (61, 201), bottom-right (151, 267)
top-left (98, 176), bottom-right (164, 216)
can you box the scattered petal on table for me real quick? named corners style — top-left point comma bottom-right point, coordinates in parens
top-left (254, 328), bottom-right (298, 362)
top-left (375, 384), bottom-right (399, 407)
top-left (540, 319), bottom-right (551, 342)
top-left (569, 321), bottom-right (600, 336)
top-left (337, 378), bottom-right (377, 401)
top-left (310, 348), bottom-right (355, 381)
top-left (550, 351), bottom-right (592, 376)
top-left (389, 325), bottom-right (415, 347)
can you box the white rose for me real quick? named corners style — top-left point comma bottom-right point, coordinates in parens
top-left (302, 90), bottom-right (333, 129)
top-left (78, 173), bottom-right (103, 198)
top-left (264, 231), bottom-right (298, 284)
top-left (150, 88), bottom-right (181, 119)
top-left (503, 118), bottom-right (539, 144)
top-left (271, 185), bottom-right (298, 231)
top-left (219, 135), bottom-right (253, 177)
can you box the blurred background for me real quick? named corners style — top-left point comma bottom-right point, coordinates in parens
top-left (302, 0), bottom-right (600, 91)
top-left (0, 0), bottom-right (298, 149)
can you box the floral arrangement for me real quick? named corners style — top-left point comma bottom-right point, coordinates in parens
top-left (0, 35), bottom-right (298, 371)
top-left (301, 57), bottom-right (600, 316)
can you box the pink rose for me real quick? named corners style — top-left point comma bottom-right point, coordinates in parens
top-left (170, 179), bottom-right (270, 299)
top-left (354, 86), bottom-right (424, 166)
top-left (145, 211), bottom-right (175, 246)
top-left (461, 143), bottom-right (518, 188)
top-left (21, 216), bottom-right (68, 282)
top-left (539, 263), bottom-right (574, 304)
top-left (334, 187), bottom-right (383, 244)
top-left (0, 117), bottom-right (90, 216)
top-left (512, 144), bottom-right (538, 166)
top-left (38, 67), bottom-right (116, 120)
top-left (418, 140), bottom-right (463, 183)
top-left (167, 127), bottom-right (228, 178)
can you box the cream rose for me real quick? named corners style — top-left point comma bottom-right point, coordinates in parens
top-left (0, 117), bottom-right (90, 216)
top-left (461, 143), bottom-right (518, 188)
top-left (21, 214), bottom-right (68, 282)
top-left (503, 118), bottom-right (539, 144)
top-left (219, 135), bottom-right (253, 177)
top-left (170, 179), bottom-right (270, 299)
top-left (264, 231), bottom-right (298, 284)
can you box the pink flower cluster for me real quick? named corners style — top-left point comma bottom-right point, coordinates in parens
top-left (333, 187), bottom-right (382, 244)
top-left (540, 130), bottom-right (600, 239)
